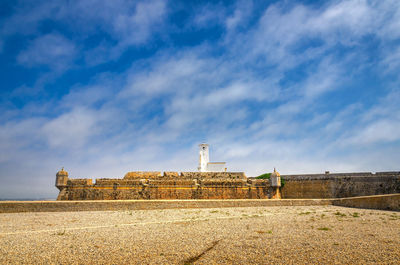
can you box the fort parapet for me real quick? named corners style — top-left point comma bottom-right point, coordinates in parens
top-left (281, 172), bottom-right (400, 198)
top-left (55, 170), bottom-right (400, 200)
top-left (56, 171), bottom-right (272, 200)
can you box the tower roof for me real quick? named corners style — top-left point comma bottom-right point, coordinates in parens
top-left (271, 167), bottom-right (280, 177)
top-left (56, 167), bottom-right (68, 177)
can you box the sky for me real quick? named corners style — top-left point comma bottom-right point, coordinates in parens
top-left (0, 0), bottom-right (399, 199)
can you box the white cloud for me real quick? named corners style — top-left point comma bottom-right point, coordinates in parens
top-left (193, 4), bottom-right (226, 28)
top-left (41, 108), bottom-right (98, 149)
top-left (355, 119), bottom-right (400, 144)
top-left (1, 0), bottom-right (400, 198)
top-left (381, 46), bottom-right (400, 74)
top-left (302, 57), bottom-right (341, 98)
top-left (311, 0), bottom-right (373, 38)
top-left (0, 118), bottom-right (45, 163)
top-left (338, 89), bottom-right (400, 146)
top-left (122, 52), bottom-right (210, 97)
top-left (80, 0), bottom-right (168, 64)
top-left (322, 103), bottom-right (362, 134)
top-left (237, 0), bottom-right (377, 71)
top-left (225, 0), bottom-right (253, 31)
top-left (2, 0), bottom-right (167, 67)
top-left (374, 0), bottom-right (400, 40)
top-left (113, 0), bottom-right (166, 45)
top-left (1, 1), bottom-right (58, 36)
top-left (17, 33), bottom-right (76, 71)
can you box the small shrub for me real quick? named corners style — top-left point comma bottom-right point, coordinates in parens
top-left (255, 173), bottom-right (285, 187)
top-left (334, 211), bottom-right (346, 217)
top-left (317, 227), bottom-right (330, 231)
top-left (281, 177), bottom-right (286, 188)
top-left (256, 173), bottom-right (271, 179)
top-left (389, 214), bottom-right (399, 220)
top-left (352, 212), bottom-right (360, 218)
top-left (256, 230), bottom-right (272, 234)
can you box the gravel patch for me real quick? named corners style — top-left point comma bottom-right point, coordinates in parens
top-left (0, 206), bottom-right (399, 264)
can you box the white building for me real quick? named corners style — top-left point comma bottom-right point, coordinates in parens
top-left (198, 143), bottom-right (227, 172)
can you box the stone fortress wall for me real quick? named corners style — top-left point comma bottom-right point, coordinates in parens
top-left (56, 170), bottom-right (400, 200)
top-left (57, 171), bottom-right (273, 200)
top-left (281, 171), bottom-right (400, 198)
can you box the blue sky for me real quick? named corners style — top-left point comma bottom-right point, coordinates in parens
top-left (1, 0), bottom-right (399, 199)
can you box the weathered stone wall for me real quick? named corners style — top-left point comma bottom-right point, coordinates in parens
top-left (56, 171), bottom-right (400, 200)
top-left (180, 172), bottom-right (246, 179)
top-left (281, 172), bottom-right (400, 199)
top-left (124, 171), bottom-right (162, 179)
top-left (332, 194), bottom-right (400, 211)
top-left (2, 194), bottom-right (398, 213)
top-left (0, 198), bottom-right (333, 213)
top-left (58, 172), bottom-right (271, 200)
top-left (67, 179), bottom-right (93, 185)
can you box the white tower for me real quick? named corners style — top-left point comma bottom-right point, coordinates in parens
top-left (198, 143), bottom-right (209, 172)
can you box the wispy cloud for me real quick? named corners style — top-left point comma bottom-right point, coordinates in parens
top-left (3, 0), bottom-right (167, 66)
top-left (17, 33), bottom-right (77, 71)
top-left (0, 0), bottom-right (399, 198)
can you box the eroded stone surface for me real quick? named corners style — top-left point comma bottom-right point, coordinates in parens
top-left (55, 171), bottom-right (400, 200)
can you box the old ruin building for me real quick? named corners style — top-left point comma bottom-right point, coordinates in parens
top-left (56, 170), bottom-right (273, 200)
top-left (55, 144), bottom-right (400, 200)
top-left (55, 169), bottom-right (400, 201)
top-left (55, 143), bottom-right (273, 200)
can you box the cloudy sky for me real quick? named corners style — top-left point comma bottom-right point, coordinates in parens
top-left (1, 0), bottom-right (399, 199)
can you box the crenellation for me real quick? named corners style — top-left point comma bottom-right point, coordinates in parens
top-left (163, 171), bottom-right (180, 178)
top-left (180, 172), bottom-right (246, 179)
top-left (123, 171), bottom-right (162, 179)
top-left (95, 179), bottom-right (143, 186)
top-left (67, 179), bottom-right (93, 186)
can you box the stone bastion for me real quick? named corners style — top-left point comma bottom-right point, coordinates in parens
top-left (55, 170), bottom-right (400, 201)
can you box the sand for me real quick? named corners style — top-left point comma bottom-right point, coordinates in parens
top-left (0, 205), bottom-right (399, 264)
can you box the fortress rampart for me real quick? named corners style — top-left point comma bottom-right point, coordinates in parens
top-left (56, 170), bottom-right (400, 200)
top-left (281, 172), bottom-right (400, 198)
top-left (56, 171), bottom-right (274, 200)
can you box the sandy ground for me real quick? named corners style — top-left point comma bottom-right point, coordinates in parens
top-left (0, 205), bottom-right (399, 264)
